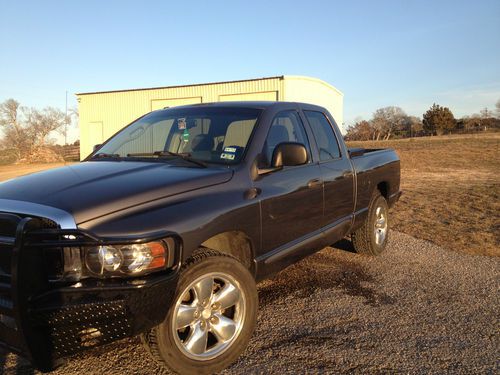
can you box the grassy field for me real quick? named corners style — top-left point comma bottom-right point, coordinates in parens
top-left (0, 134), bottom-right (498, 256)
top-left (348, 132), bottom-right (500, 257)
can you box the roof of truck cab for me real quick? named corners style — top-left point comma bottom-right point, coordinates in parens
top-left (154, 101), bottom-right (318, 111)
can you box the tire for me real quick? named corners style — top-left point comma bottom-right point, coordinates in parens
top-left (141, 250), bottom-right (258, 374)
top-left (351, 191), bottom-right (389, 256)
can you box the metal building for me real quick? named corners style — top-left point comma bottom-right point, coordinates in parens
top-left (76, 76), bottom-right (343, 159)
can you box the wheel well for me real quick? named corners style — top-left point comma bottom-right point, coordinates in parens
top-left (377, 181), bottom-right (389, 198)
top-left (200, 231), bottom-right (254, 272)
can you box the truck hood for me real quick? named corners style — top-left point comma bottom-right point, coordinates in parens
top-left (0, 161), bottom-right (233, 224)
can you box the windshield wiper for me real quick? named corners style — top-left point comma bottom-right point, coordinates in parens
top-left (91, 152), bottom-right (121, 159)
top-left (126, 151), bottom-right (207, 168)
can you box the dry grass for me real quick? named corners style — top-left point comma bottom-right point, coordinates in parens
top-left (348, 133), bottom-right (500, 256)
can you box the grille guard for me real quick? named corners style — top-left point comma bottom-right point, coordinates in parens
top-left (0, 214), bottom-right (180, 372)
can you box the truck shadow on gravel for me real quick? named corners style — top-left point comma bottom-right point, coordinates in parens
top-left (257, 242), bottom-right (395, 308)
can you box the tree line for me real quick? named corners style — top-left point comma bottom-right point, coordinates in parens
top-left (345, 99), bottom-right (500, 141)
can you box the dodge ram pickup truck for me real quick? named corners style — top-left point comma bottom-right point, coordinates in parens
top-left (0, 101), bottom-right (400, 374)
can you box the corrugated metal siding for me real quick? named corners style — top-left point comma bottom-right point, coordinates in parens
top-left (77, 76), bottom-right (342, 159)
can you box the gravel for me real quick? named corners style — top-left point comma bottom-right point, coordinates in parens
top-left (1, 231), bottom-right (499, 374)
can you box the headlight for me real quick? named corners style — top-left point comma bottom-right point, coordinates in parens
top-left (63, 238), bottom-right (175, 279)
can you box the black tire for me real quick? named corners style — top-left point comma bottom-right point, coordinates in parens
top-left (141, 250), bottom-right (258, 375)
top-left (351, 191), bottom-right (389, 256)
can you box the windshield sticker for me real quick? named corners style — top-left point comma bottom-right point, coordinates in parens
top-left (220, 153), bottom-right (235, 160)
top-left (182, 128), bottom-right (190, 143)
top-left (178, 118), bottom-right (186, 130)
top-left (223, 147), bottom-right (237, 153)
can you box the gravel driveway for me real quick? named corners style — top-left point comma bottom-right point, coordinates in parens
top-left (2, 231), bottom-right (498, 374)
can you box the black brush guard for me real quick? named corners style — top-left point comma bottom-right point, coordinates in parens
top-left (0, 214), bottom-right (179, 372)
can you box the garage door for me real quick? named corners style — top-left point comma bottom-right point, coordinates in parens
top-left (218, 91), bottom-right (278, 102)
top-left (151, 96), bottom-right (202, 111)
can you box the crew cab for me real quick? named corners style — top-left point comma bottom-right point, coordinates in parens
top-left (0, 102), bottom-right (400, 374)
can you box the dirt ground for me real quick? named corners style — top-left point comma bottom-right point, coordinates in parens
top-left (0, 163), bottom-right (72, 183)
top-left (2, 232), bottom-right (498, 374)
top-left (0, 136), bottom-right (498, 373)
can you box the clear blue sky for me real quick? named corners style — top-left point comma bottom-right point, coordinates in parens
top-left (1, 0), bottom-right (499, 141)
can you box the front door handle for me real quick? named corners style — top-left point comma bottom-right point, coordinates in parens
top-left (307, 178), bottom-right (322, 188)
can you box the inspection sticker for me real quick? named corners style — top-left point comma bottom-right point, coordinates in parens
top-left (220, 153), bottom-right (235, 160)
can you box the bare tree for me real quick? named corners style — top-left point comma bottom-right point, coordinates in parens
top-left (496, 99), bottom-right (500, 119)
top-left (0, 99), bottom-right (69, 161)
top-left (372, 106), bottom-right (408, 140)
top-left (480, 107), bottom-right (493, 119)
top-left (461, 115), bottom-right (482, 132)
top-left (57, 106), bottom-right (78, 145)
top-left (345, 120), bottom-right (375, 141)
top-left (407, 116), bottom-right (424, 137)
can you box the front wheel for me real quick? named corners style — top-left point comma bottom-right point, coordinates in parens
top-left (351, 192), bottom-right (389, 255)
top-left (141, 250), bottom-right (258, 374)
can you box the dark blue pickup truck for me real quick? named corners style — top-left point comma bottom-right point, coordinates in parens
top-left (0, 101), bottom-right (400, 374)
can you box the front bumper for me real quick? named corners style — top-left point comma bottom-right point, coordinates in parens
top-left (0, 213), bottom-right (179, 372)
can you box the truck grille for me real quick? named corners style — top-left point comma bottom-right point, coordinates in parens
top-left (0, 214), bottom-right (18, 277)
top-left (0, 212), bottom-right (59, 364)
top-left (0, 213), bottom-right (20, 324)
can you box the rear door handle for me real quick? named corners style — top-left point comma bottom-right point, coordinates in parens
top-left (307, 178), bottom-right (322, 188)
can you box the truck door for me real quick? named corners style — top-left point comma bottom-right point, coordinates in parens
top-left (303, 110), bottom-right (355, 243)
top-left (255, 110), bottom-right (323, 253)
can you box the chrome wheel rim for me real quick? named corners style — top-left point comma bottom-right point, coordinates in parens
top-left (172, 272), bottom-right (246, 361)
top-left (374, 205), bottom-right (388, 245)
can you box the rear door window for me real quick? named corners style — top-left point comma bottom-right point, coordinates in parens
top-left (304, 111), bottom-right (341, 160)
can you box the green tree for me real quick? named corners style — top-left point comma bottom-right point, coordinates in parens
top-left (422, 103), bottom-right (456, 135)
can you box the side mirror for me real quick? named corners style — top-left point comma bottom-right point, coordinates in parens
top-left (93, 144), bottom-right (102, 152)
top-left (272, 142), bottom-right (308, 168)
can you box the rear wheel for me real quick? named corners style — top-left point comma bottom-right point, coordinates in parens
top-left (352, 192), bottom-right (389, 255)
top-left (141, 250), bottom-right (258, 374)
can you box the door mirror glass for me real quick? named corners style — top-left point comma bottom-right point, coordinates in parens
top-left (272, 142), bottom-right (308, 168)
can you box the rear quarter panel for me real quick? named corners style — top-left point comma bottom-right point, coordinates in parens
top-left (351, 149), bottom-right (400, 213)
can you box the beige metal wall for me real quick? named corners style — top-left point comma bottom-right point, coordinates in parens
top-left (77, 76), bottom-right (342, 159)
top-left (283, 76), bottom-right (343, 129)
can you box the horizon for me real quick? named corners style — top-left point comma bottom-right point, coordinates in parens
top-left (1, 0), bottom-right (499, 144)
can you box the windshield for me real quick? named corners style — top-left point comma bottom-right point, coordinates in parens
top-left (93, 107), bottom-right (261, 165)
